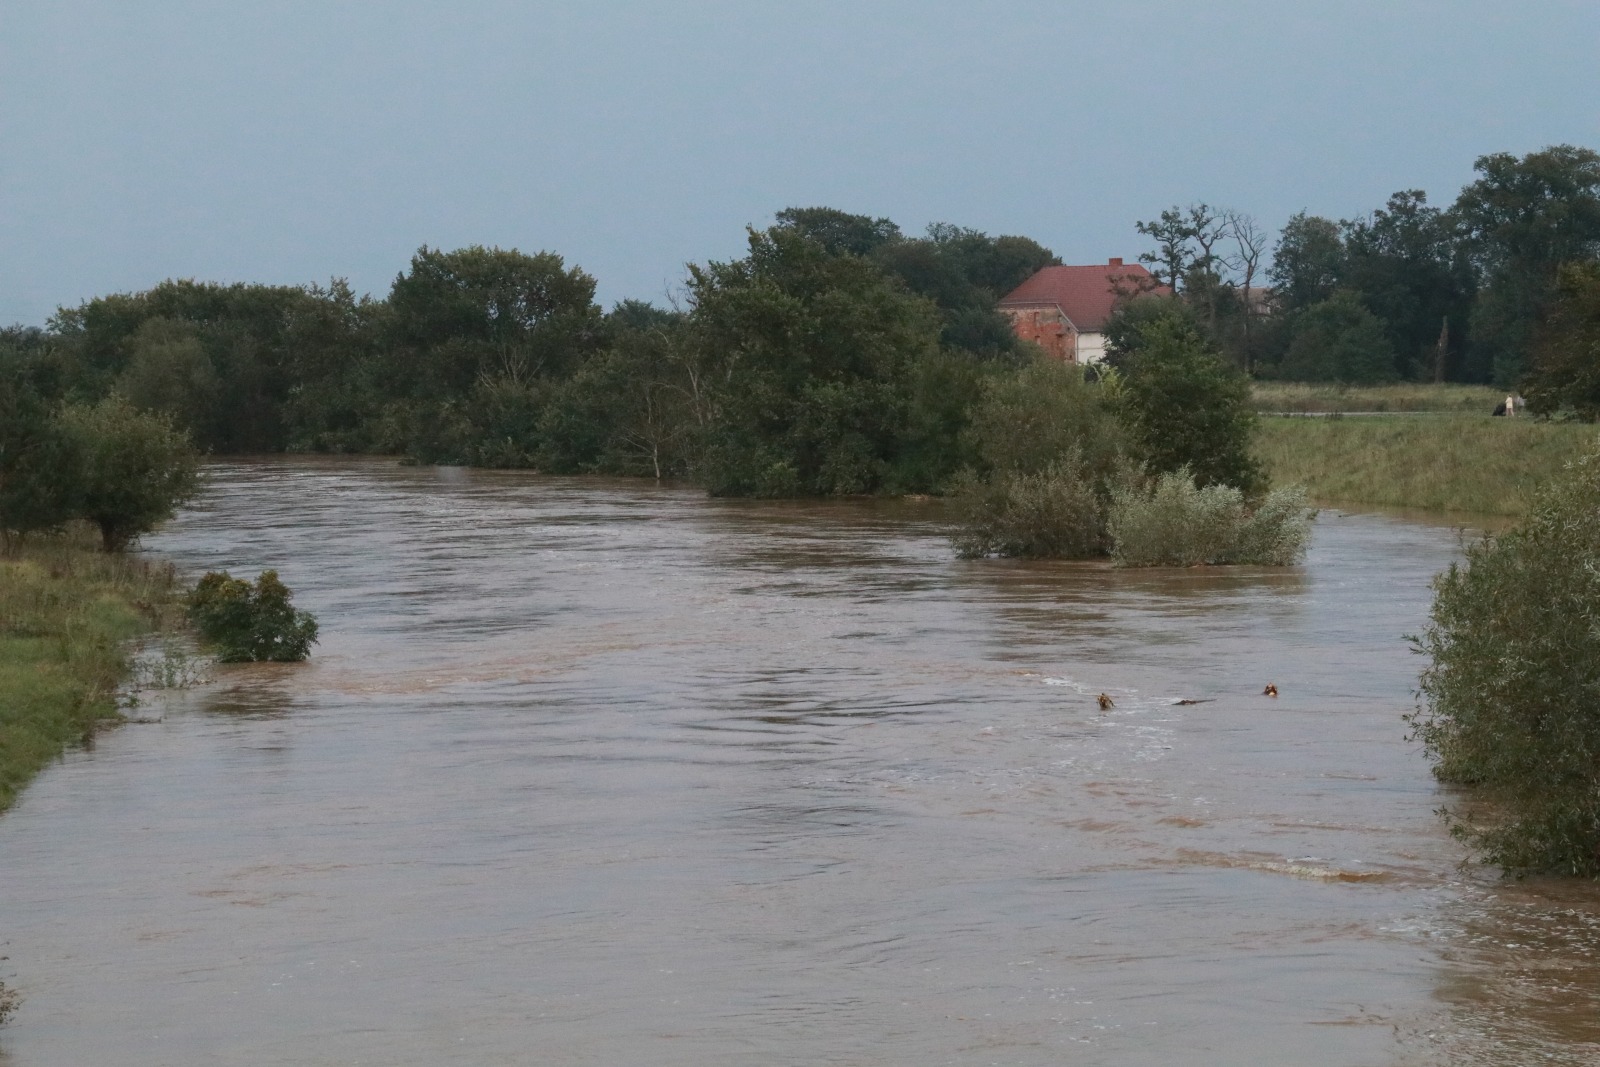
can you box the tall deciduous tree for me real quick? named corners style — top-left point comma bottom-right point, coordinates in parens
top-left (1339, 191), bottom-right (1474, 380)
top-left (1523, 262), bottom-right (1600, 418)
top-left (686, 225), bottom-right (946, 496)
top-left (1268, 213), bottom-right (1346, 312)
top-left (1454, 145), bottom-right (1600, 383)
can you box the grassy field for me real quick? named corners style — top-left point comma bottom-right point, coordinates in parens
top-left (1252, 382), bottom-right (1506, 414)
top-left (0, 530), bottom-right (182, 813)
top-left (1255, 414), bottom-right (1599, 515)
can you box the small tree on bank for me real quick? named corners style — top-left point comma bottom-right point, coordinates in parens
top-left (1109, 303), bottom-right (1264, 495)
top-left (1409, 446), bottom-right (1600, 875)
top-left (58, 396), bottom-right (201, 551)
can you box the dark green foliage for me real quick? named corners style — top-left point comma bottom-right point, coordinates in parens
top-left (1280, 291), bottom-right (1399, 384)
top-left (52, 278), bottom-right (375, 453)
top-left (774, 208), bottom-right (1057, 361)
top-left (963, 358), bottom-right (1124, 478)
top-left (1339, 191), bottom-right (1474, 381)
top-left (0, 352), bottom-right (79, 547)
top-left (382, 246), bottom-right (604, 463)
top-left (773, 207), bottom-right (902, 257)
top-left (538, 312), bottom-right (698, 479)
top-left (58, 396), bottom-right (201, 551)
top-left (950, 453), bottom-right (1107, 559)
top-left (687, 225), bottom-right (948, 496)
top-left (948, 360), bottom-right (1127, 558)
top-left (1409, 448), bottom-right (1600, 875)
top-left (1523, 262), bottom-right (1600, 418)
top-left (1108, 302), bottom-right (1263, 494)
top-left (1456, 146), bottom-right (1600, 384)
top-left (1269, 213), bottom-right (1346, 311)
top-left (116, 317), bottom-right (221, 437)
top-left (187, 570), bottom-right (318, 663)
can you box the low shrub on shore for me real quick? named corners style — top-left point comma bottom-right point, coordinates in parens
top-left (1107, 469), bottom-right (1314, 567)
top-left (1409, 446), bottom-right (1600, 876)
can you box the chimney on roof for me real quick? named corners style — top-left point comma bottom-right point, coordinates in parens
top-left (1108, 257), bottom-right (1123, 267)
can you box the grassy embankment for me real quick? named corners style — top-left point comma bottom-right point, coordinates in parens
top-left (0, 529), bottom-right (182, 813)
top-left (1252, 382), bottom-right (1505, 414)
top-left (1252, 385), bottom-right (1599, 515)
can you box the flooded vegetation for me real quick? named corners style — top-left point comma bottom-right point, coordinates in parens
top-left (1, 457), bottom-right (1598, 1065)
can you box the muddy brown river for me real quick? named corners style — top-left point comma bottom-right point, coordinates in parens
top-left (2, 457), bottom-right (1598, 1065)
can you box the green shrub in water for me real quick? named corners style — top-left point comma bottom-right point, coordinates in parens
top-left (1409, 447), bottom-right (1600, 876)
top-left (950, 448), bottom-right (1107, 560)
top-left (187, 570), bottom-right (318, 663)
top-left (1107, 468), bottom-right (1313, 567)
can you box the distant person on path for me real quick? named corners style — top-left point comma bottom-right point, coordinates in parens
top-left (1506, 394), bottom-right (1517, 417)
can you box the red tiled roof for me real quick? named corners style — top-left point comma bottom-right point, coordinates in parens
top-left (998, 260), bottom-right (1169, 332)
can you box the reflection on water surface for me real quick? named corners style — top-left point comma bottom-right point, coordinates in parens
top-left (0, 457), bottom-right (1596, 1066)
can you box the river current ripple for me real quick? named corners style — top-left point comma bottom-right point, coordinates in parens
top-left (1, 457), bottom-right (1597, 1065)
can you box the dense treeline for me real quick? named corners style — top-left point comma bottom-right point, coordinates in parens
top-left (4, 143), bottom-right (1599, 529)
top-left (0, 212), bottom-right (1055, 489)
top-left (4, 202), bottom-right (1291, 562)
top-left (1133, 145), bottom-right (1600, 389)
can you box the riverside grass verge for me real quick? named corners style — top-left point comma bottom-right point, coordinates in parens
top-left (1254, 415), bottom-right (1599, 515)
top-left (1252, 382), bottom-right (1505, 414)
top-left (0, 529), bottom-right (183, 814)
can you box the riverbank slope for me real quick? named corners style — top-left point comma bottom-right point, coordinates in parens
top-left (0, 532), bottom-right (182, 813)
top-left (1256, 415), bottom-right (1598, 515)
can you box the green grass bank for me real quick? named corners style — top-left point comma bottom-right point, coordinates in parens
top-left (1251, 382), bottom-right (1505, 414)
top-left (0, 532), bottom-right (182, 813)
top-left (1255, 415), bottom-right (1600, 515)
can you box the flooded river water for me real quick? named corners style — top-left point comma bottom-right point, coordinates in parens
top-left (2, 457), bottom-right (1598, 1065)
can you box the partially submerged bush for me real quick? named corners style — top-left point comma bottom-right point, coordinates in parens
top-left (1409, 448), bottom-right (1600, 875)
top-left (0, 979), bottom-right (18, 1026)
top-left (950, 449), bottom-right (1106, 559)
top-left (1107, 468), bottom-right (1313, 567)
top-left (187, 570), bottom-right (318, 663)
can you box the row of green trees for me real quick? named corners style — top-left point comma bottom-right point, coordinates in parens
top-left (1138, 145), bottom-right (1600, 387)
top-left (4, 202), bottom-right (1286, 560)
top-left (0, 211), bottom-right (1058, 486)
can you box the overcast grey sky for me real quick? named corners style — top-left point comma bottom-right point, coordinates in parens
top-left (3, 1), bottom-right (1596, 324)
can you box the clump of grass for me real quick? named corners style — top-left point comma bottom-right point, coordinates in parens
top-left (1254, 416), bottom-right (1598, 515)
top-left (0, 525), bottom-right (184, 813)
top-left (0, 979), bottom-right (18, 1026)
top-left (1252, 382), bottom-right (1505, 414)
top-left (1107, 469), bottom-right (1313, 567)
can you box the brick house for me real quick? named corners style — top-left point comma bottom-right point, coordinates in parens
top-left (997, 259), bottom-right (1168, 363)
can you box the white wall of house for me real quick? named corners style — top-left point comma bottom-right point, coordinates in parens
top-left (1075, 331), bottom-right (1107, 364)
